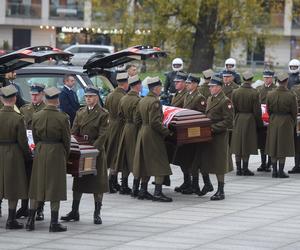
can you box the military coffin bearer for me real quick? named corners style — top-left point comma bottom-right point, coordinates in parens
top-left (0, 85), bottom-right (31, 229)
top-left (222, 70), bottom-right (240, 100)
top-left (231, 71), bottom-right (263, 176)
top-left (27, 87), bottom-right (71, 232)
top-left (171, 72), bottom-right (188, 108)
top-left (266, 72), bottom-right (298, 178)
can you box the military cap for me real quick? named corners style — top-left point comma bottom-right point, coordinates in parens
top-left (186, 74), bottom-right (200, 84)
top-left (30, 83), bottom-right (45, 94)
top-left (128, 75), bottom-right (141, 86)
top-left (277, 72), bottom-right (289, 82)
top-left (202, 69), bottom-right (214, 79)
top-left (263, 70), bottom-right (274, 78)
top-left (222, 70), bottom-right (233, 77)
top-left (147, 76), bottom-right (162, 88)
top-left (116, 72), bottom-right (128, 82)
top-left (208, 75), bottom-right (223, 86)
top-left (0, 85), bottom-right (18, 98)
top-left (84, 85), bottom-right (99, 96)
top-left (242, 71), bottom-right (254, 81)
top-left (174, 72), bottom-right (187, 81)
top-left (44, 87), bottom-right (60, 99)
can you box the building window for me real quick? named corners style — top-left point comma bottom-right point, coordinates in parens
top-left (6, 0), bottom-right (41, 18)
top-left (49, 0), bottom-right (84, 20)
top-left (247, 38), bottom-right (265, 65)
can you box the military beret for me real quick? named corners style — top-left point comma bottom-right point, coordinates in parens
top-left (44, 87), bottom-right (60, 99)
top-left (222, 70), bottom-right (233, 77)
top-left (116, 72), bottom-right (128, 82)
top-left (128, 75), bottom-right (141, 86)
top-left (147, 76), bottom-right (162, 88)
top-left (277, 72), bottom-right (289, 82)
top-left (202, 69), bottom-right (214, 79)
top-left (208, 75), bottom-right (223, 86)
top-left (30, 83), bottom-right (45, 94)
top-left (242, 71), bottom-right (254, 81)
top-left (84, 85), bottom-right (99, 96)
top-left (174, 72), bottom-right (187, 82)
top-left (263, 70), bottom-right (274, 78)
top-left (186, 74), bottom-right (200, 84)
top-left (0, 85), bottom-right (18, 98)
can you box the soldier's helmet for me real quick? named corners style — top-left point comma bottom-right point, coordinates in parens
top-left (172, 58), bottom-right (183, 72)
top-left (288, 59), bottom-right (300, 74)
top-left (225, 58), bottom-right (236, 72)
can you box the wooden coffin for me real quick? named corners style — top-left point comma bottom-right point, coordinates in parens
top-left (167, 109), bottom-right (212, 145)
top-left (67, 136), bottom-right (99, 177)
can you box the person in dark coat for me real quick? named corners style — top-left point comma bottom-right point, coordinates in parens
top-left (164, 58), bottom-right (184, 96)
top-left (59, 74), bottom-right (80, 126)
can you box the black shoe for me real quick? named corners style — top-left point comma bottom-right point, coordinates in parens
top-left (272, 162), bottom-right (278, 178)
top-left (138, 183), bottom-right (153, 200)
top-left (236, 160), bottom-right (243, 176)
top-left (278, 163), bottom-right (289, 178)
top-left (60, 200), bottom-right (80, 222)
top-left (257, 163), bottom-right (266, 172)
top-left (113, 175), bottom-right (121, 191)
top-left (16, 203), bottom-right (29, 219)
top-left (49, 211), bottom-right (67, 232)
top-left (153, 184), bottom-right (173, 202)
top-left (6, 209), bottom-right (23, 229)
top-left (210, 182), bottom-right (225, 201)
top-left (198, 174), bottom-right (214, 196)
top-left (243, 161), bottom-right (254, 176)
top-left (174, 173), bottom-right (191, 193)
top-left (109, 177), bottom-right (117, 193)
top-left (25, 209), bottom-right (36, 231)
top-left (288, 166), bottom-right (300, 174)
top-left (35, 202), bottom-right (44, 221)
top-left (94, 201), bottom-right (102, 225)
top-left (131, 178), bottom-right (140, 198)
top-left (119, 177), bottom-right (132, 195)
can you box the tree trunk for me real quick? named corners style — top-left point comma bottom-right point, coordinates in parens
top-left (188, 1), bottom-right (218, 73)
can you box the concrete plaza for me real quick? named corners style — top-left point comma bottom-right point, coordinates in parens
top-left (0, 155), bottom-right (300, 250)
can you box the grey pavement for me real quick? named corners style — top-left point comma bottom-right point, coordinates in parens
top-left (1, 155), bottom-right (300, 250)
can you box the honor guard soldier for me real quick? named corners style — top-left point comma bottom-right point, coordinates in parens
top-left (171, 72), bottom-right (188, 107)
top-left (27, 87), bottom-right (70, 232)
top-left (288, 59), bottom-right (300, 89)
top-left (0, 85), bottom-right (31, 229)
top-left (222, 70), bottom-right (239, 100)
top-left (105, 72), bottom-right (129, 193)
top-left (17, 83), bottom-right (46, 221)
top-left (198, 75), bottom-right (233, 200)
top-left (231, 71), bottom-right (263, 176)
top-left (133, 77), bottom-right (173, 202)
top-left (116, 75), bottom-right (142, 196)
top-left (199, 69), bottom-right (214, 100)
top-left (221, 58), bottom-right (241, 85)
top-left (266, 72), bottom-right (298, 178)
top-left (61, 86), bottom-right (109, 225)
top-left (256, 70), bottom-right (276, 172)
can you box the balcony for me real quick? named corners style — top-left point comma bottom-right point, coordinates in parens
top-left (6, 1), bottom-right (41, 18)
top-left (49, 2), bottom-right (84, 20)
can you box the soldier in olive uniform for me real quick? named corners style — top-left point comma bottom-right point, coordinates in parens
top-left (0, 85), bottom-right (31, 229)
top-left (231, 71), bottom-right (263, 176)
top-left (171, 72), bottom-right (188, 108)
top-left (266, 72), bottom-right (298, 178)
top-left (133, 77), bottom-right (173, 202)
top-left (28, 87), bottom-right (70, 232)
top-left (61, 86), bottom-right (109, 225)
top-left (116, 75), bottom-right (142, 196)
top-left (199, 76), bottom-right (233, 200)
top-left (199, 69), bottom-right (214, 100)
top-left (222, 70), bottom-right (239, 100)
top-left (105, 73), bottom-right (129, 193)
top-left (256, 70), bottom-right (276, 172)
top-left (16, 83), bottom-right (46, 221)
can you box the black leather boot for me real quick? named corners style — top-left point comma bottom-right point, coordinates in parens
top-left (16, 199), bottom-right (29, 219)
top-left (190, 175), bottom-right (201, 195)
top-left (278, 163), bottom-right (289, 178)
top-left (60, 200), bottom-right (80, 221)
top-left (243, 161), bottom-right (254, 176)
top-left (94, 201), bottom-right (102, 225)
top-left (236, 160), bottom-right (243, 176)
top-left (131, 178), bottom-right (140, 198)
top-left (25, 209), bottom-right (36, 231)
top-left (119, 177), bottom-right (132, 195)
top-left (153, 184), bottom-right (172, 202)
top-left (288, 154), bottom-right (300, 174)
top-left (174, 173), bottom-right (191, 193)
top-left (6, 209), bottom-right (23, 229)
top-left (36, 201), bottom-right (44, 221)
top-left (162, 175), bottom-right (171, 186)
top-left (49, 211), bottom-right (67, 232)
top-left (265, 156), bottom-right (272, 172)
top-left (138, 182), bottom-right (153, 200)
top-left (210, 182), bottom-right (225, 201)
top-left (109, 175), bottom-right (117, 193)
top-left (113, 175), bottom-right (121, 191)
top-left (198, 174), bottom-right (214, 196)
top-left (257, 153), bottom-right (268, 171)
top-left (272, 162), bottom-right (278, 178)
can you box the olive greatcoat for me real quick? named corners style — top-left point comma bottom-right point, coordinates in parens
top-left (29, 105), bottom-right (70, 201)
top-left (199, 91), bottom-right (234, 175)
top-left (222, 81), bottom-right (239, 100)
top-left (72, 105), bottom-right (109, 194)
top-left (133, 91), bottom-right (172, 177)
top-left (171, 88), bottom-right (187, 108)
top-left (0, 106), bottom-right (31, 200)
top-left (198, 82), bottom-right (211, 100)
top-left (265, 86), bottom-right (298, 158)
top-left (20, 102), bottom-right (46, 129)
top-left (104, 87), bottom-right (126, 170)
top-left (231, 82), bottom-right (263, 156)
top-left (116, 90), bottom-right (141, 174)
top-left (291, 85), bottom-right (300, 153)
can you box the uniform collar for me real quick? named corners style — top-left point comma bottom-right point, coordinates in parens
top-left (1, 106), bottom-right (14, 112)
